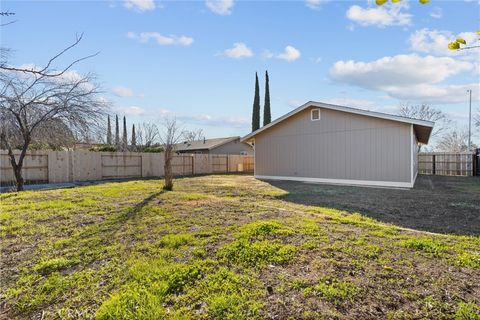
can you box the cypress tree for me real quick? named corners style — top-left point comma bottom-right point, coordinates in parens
top-left (131, 124), bottom-right (136, 148)
top-left (106, 115), bottom-right (112, 145)
top-left (122, 116), bottom-right (128, 151)
top-left (263, 70), bottom-right (271, 126)
top-left (251, 72), bottom-right (260, 132)
top-left (115, 115), bottom-right (120, 148)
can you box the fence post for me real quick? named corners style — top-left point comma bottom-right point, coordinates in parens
top-left (473, 153), bottom-right (476, 177)
top-left (432, 154), bottom-right (436, 175)
top-left (474, 149), bottom-right (478, 177)
top-left (191, 155), bottom-right (195, 175)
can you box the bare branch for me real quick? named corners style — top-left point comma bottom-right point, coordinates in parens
top-left (0, 33), bottom-right (100, 77)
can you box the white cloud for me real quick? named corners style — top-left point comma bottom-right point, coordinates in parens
top-left (153, 109), bottom-right (249, 128)
top-left (287, 99), bottom-right (304, 108)
top-left (409, 28), bottom-right (480, 58)
top-left (346, 3), bottom-right (411, 28)
top-left (123, 0), bottom-right (155, 12)
top-left (330, 54), bottom-right (471, 88)
top-left (305, 0), bottom-right (329, 10)
top-left (118, 106), bottom-right (249, 128)
top-left (177, 114), bottom-right (249, 128)
top-left (205, 0), bottom-right (234, 15)
top-left (117, 106), bottom-right (146, 116)
top-left (112, 86), bottom-right (135, 97)
top-left (127, 32), bottom-right (193, 46)
top-left (324, 98), bottom-right (376, 109)
top-left (262, 50), bottom-right (274, 60)
top-left (387, 83), bottom-right (479, 104)
top-left (429, 7), bottom-right (443, 19)
top-left (277, 46), bottom-right (301, 62)
top-left (14, 64), bottom-right (97, 92)
top-left (223, 42), bottom-right (253, 59)
top-left (329, 54), bottom-right (475, 104)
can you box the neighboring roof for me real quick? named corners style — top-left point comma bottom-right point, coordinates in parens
top-left (241, 101), bottom-right (435, 144)
top-left (175, 136), bottom-right (240, 152)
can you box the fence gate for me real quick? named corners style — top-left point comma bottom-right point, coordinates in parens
top-left (101, 154), bottom-right (142, 179)
top-left (211, 155), bottom-right (228, 173)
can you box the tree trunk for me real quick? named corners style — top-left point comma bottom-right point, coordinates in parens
top-left (13, 165), bottom-right (25, 191)
top-left (163, 150), bottom-right (173, 191)
top-left (6, 141), bottom-right (29, 192)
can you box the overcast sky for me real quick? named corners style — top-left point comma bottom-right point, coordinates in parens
top-left (2, 0), bottom-right (479, 143)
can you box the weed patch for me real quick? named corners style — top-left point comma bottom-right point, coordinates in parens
top-left (399, 237), bottom-right (448, 257)
top-left (33, 257), bottom-right (78, 275)
top-left (303, 278), bottom-right (359, 304)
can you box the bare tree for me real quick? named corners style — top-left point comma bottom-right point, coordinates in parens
top-left (0, 33), bottom-right (99, 77)
top-left (182, 129), bottom-right (205, 143)
top-left (158, 118), bottom-right (183, 191)
top-left (398, 104), bottom-right (451, 138)
top-left (436, 128), bottom-right (477, 152)
top-left (398, 104), bottom-right (451, 150)
top-left (136, 122), bottom-right (160, 147)
top-left (0, 37), bottom-right (106, 191)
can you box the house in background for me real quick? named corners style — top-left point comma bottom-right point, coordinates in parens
top-left (175, 136), bottom-right (254, 155)
top-left (242, 101), bottom-right (434, 188)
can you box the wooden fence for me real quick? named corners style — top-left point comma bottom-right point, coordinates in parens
top-left (0, 150), bottom-right (254, 187)
top-left (418, 152), bottom-right (477, 177)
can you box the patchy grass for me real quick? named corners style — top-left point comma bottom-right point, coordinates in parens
top-left (1, 175), bottom-right (479, 319)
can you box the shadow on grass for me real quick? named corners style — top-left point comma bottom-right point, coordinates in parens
top-left (117, 190), bottom-right (165, 223)
top-left (265, 175), bottom-right (480, 236)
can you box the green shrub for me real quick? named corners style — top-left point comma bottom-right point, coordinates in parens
top-left (93, 144), bottom-right (117, 152)
top-left (142, 146), bottom-right (164, 153)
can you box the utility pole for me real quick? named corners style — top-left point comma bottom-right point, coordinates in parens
top-left (467, 89), bottom-right (472, 151)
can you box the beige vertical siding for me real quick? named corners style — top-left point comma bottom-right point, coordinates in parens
top-left (412, 125), bottom-right (418, 182)
top-left (254, 107), bottom-right (412, 184)
top-left (210, 139), bottom-right (254, 155)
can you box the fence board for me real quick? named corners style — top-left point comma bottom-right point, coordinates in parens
top-left (0, 150), bottom-right (254, 187)
top-left (418, 152), bottom-right (475, 177)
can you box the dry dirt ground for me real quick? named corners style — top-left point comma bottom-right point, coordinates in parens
top-left (268, 175), bottom-right (480, 236)
top-left (1, 174), bottom-right (479, 319)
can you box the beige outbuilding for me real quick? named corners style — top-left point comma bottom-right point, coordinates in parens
top-left (241, 101), bottom-right (434, 188)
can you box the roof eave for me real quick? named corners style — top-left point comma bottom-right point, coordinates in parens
top-left (240, 101), bottom-right (435, 142)
top-left (207, 136), bottom-right (240, 150)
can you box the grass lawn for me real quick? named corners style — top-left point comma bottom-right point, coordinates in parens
top-left (1, 175), bottom-right (479, 319)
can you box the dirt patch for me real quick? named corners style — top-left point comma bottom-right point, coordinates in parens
top-left (268, 175), bottom-right (480, 236)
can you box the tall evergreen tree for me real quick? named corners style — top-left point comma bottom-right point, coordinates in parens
top-left (106, 115), bottom-right (112, 144)
top-left (263, 70), bottom-right (271, 126)
top-left (251, 72), bottom-right (260, 132)
top-left (115, 115), bottom-right (120, 148)
top-left (122, 116), bottom-right (128, 151)
top-left (131, 124), bottom-right (136, 149)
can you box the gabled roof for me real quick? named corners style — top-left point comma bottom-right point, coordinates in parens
top-left (241, 101), bottom-right (435, 144)
top-left (175, 136), bottom-right (240, 152)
